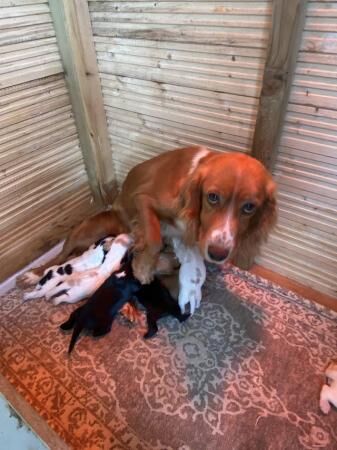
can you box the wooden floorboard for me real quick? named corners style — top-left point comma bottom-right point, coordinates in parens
top-left (251, 264), bottom-right (337, 313)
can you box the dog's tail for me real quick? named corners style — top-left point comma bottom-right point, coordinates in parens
top-left (68, 322), bottom-right (83, 354)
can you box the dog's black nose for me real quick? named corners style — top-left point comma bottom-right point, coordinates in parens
top-left (207, 245), bottom-right (230, 263)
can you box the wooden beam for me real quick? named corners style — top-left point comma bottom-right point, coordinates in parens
top-left (49, 0), bottom-right (116, 206)
top-left (252, 0), bottom-right (309, 170)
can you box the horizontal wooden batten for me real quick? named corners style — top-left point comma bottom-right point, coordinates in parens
top-left (93, 36), bottom-right (268, 58)
top-left (89, 2), bottom-right (272, 15)
top-left (107, 112), bottom-right (250, 151)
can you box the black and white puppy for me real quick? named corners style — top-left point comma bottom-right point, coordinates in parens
top-left (60, 255), bottom-right (140, 353)
top-left (23, 236), bottom-right (115, 302)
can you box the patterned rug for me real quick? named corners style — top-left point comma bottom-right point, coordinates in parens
top-left (0, 266), bottom-right (336, 450)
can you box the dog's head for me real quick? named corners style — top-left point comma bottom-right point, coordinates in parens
top-left (179, 152), bottom-right (277, 265)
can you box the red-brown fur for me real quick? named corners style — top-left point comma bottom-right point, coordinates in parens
top-left (24, 146), bottom-right (277, 282)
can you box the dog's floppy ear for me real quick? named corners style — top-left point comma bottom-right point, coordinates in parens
top-left (232, 178), bottom-right (277, 269)
top-left (178, 171), bottom-right (203, 245)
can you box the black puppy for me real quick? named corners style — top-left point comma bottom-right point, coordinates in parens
top-left (135, 278), bottom-right (190, 339)
top-left (60, 257), bottom-right (140, 353)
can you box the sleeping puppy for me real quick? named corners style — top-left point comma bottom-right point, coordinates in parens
top-left (60, 256), bottom-right (141, 353)
top-left (135, 277), bottom-right (190, 339)
top-left (23, 236), bottom-right (115, 301)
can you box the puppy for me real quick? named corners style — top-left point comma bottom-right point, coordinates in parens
top-left (23, 237), bottom-right (114, 301)
top-left (135, 278), bottom-right (190, 339)
top-left (26, 234), bottom-right (132, 306)
top-left (320, 361), bottom-right (337, 414)
top-left (60, 256), bottom-right (141, 353)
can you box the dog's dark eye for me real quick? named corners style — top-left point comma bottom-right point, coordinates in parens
top-left (207, 192), bottom-right (220, 205)
top-left (242, 202), bottom-right (256, 214)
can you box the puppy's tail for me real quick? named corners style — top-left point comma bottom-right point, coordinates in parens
top-left (68, 322), bottom-right (83, 354)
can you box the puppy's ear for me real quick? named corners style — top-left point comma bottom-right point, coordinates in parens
top-left (179, 171), bottom-right (203, 245)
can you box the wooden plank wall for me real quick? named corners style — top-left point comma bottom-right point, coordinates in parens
top-left (257, 0), bottom-right (337, 297)
top-left (88, 0), bottom-right (273, 185)
top-left (0, 0), bottom-right (96, 281)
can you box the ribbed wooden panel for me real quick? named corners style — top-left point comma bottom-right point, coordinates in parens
top-left (88, 0), bottom-right (272, 184)
top-left (257, 0), bottom-right (337, 298)
top-left (0, 1), bottom-right (95, 281)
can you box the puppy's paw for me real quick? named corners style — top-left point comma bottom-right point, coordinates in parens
top-left (16, 271), bottom-right (40, 288)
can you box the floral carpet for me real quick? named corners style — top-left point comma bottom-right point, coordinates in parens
top-left (0, 266), bottom-right (336, 450)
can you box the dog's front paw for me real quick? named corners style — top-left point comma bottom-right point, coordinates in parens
top-left (16, 271), bottom-right (40, 288)
top-left (178, 287), bottom-right (202, 315)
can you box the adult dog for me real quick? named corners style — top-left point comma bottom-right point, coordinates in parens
top-left (22, 146), bottom-right (277, 312)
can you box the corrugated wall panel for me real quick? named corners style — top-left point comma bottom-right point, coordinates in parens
top-left (88, 0), bottom-right (272, 184)
top-left (0, 1), bottom-right (95, 281)
top-left (257, 0), bottom-right (337, 298)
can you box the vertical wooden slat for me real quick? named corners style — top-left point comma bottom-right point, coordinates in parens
top-left (252, 0), bottom-right (309, 170)
top-left (49, 0), bottom-right (116, 206)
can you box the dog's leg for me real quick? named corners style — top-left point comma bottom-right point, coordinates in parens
top-left (132, 195), bottom-right (162, 284)
top-left (172, 238), bottom-right (206, 314)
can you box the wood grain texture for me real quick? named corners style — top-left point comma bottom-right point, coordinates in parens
top-left (257, 1), bottom-right (337, 298)
top-left (49, 0), bottom-right (116, 206)
top-left (0, 1), bottom-right (96, 282)
top-left (252, 0), bottom-right (309, 169)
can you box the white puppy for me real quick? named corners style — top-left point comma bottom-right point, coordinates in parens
top-left (23, 237), bottom-right (114, 301)
top-left (171, 237), bottom-right (206, 315)
top-left (24, 234), bottom-right (132, 305)
top-left (320, 362), bottom-right (337, 414)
